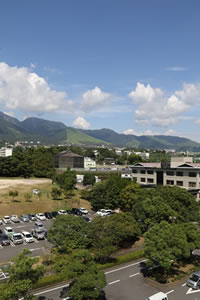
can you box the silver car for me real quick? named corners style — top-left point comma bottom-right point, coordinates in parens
top-left (187, 270), bottom-right (200, 289)
top-left (11, 215), bottom-right (20, 223)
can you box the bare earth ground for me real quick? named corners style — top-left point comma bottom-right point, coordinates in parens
top-left (0, 178), bottom-right (91, 217)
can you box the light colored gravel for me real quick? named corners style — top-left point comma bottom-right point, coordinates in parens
top-left (0, 178), bottom-right (52, 190)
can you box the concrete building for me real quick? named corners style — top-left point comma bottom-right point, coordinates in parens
top-left (129, 157), bottom-right (200, 199)
top-left (55, 151), bottom-right (84, 169)
top-left (0, 147), bottom-right (13, 157)
top-left (84, 157), bottom-right (96, 169)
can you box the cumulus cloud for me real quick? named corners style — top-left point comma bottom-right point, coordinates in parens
top-left (129, 82), bottom-right (200, 128)
top-left (123, 128), bottom-right (159, 136)
top-left (73, 116), bottom-right (90, 129)
top-left (81, 86), bottom-right (111, 112)
top-left (0, 62), bottom-right (74, 114)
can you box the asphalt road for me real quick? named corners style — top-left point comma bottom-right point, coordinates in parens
top-left (31, 259), bottom-right (200, 300)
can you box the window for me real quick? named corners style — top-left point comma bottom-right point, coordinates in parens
top-left (141, 178), bottom-right (146, 182)
top-left (176, 181), bottom-right (183, 186)
top-left (147, 178), bottom-right (154, 183)
top-left (132, 169), bottom-right (137, 174)
top-left (189, 172), bottom-right (196, 177)
top-left (147, 170), bottom-right (154, 174)
top-left (167, 180), bottom-right (174, 185)
top-left (176, 171), bottom-right (183, 176)
top-left (140, 170), bottom-right (146, 174)
top-left (166, 171), bottom-right (174, 176)
top-left (189, 182), bottom-right (196, 188)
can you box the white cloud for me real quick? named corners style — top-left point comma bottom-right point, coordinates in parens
top-left (164, 129), bottom-right (176, 135)
top-left (123, 128), bottom-right (159, 136)
top-left (0, 62), bottom-right (74, 114)
top-left (73, 116), bottom-right (90, 129)
top-left (81, 86), bottom-right (111, 112)
top-left (166, 66), bottom-right (186, 71)
top-left (129, 82), bottom-right (200, 128)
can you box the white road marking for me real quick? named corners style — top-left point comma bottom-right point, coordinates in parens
top-left (12, 225), bottom-right (26, 229)
top-left (182, 283), bottom-right (186, 286)
top-left (108, 279), bottom-right (120, 285)
top-left (34, 283), bottom-right (69, 296)
top-left (166, 290), bottom-right (174, 295)
top-left (186, 288), bottom-right (200, 294)
top-left (105, 260), bottom-right (146, 275)
top-left (129, 272), bottom-right (139, 278)
top-left (29, 247), bottom-right (41, 251)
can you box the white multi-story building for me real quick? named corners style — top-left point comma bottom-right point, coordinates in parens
top-left (0, 147), bottom-right (13, 157)
top-left (129, 157), bottom-right (200, 199)
top-left (84, 157), bottom-right (96, 169)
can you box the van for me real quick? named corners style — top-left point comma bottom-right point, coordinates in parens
top-left (147, 292), bottom-right (168, 300)
top-left (187, 270), bottom-right (200, 289)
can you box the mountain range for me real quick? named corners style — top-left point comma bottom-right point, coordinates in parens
top-left (0, 112), bottom-right (200, 151)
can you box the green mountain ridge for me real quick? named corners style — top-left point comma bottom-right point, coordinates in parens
top-left (0, 112), bottom-right (199, 150)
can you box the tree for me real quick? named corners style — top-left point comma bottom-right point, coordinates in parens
top-left (127, 153), bottom-right (142, 164)
top-left (53, 249), bottom-right (106, 300)
top-left (9, 190), bottom-right (18, 202)
top-left (91, 174), bottom-right (130, 210)
top-left (144, 221), bottom-right (200, 274)
top-left (83, 173), bottom-right (96, 186)
top-left (55, 169), bottom-right (77, 191)
top-left (51, 187), bottom-right (62, 200)
top-left (32, 148), bottom-right (55, 178)
top-left (0, 249), bottom-right (44, 300)
top-left (120, 182), bottom-right (141, 211)
top-left (47, 215), bottom-right (91, 253)
top-left (90, 213), bottom-right (140, 262)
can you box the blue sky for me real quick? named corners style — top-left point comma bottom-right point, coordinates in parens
top-left (1, 0), bottom-right (200, 141)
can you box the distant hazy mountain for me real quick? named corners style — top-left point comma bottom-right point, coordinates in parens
top-left (0, 112), bottom-right (199, 150)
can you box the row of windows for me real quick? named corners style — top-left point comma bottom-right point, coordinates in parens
top-left (132, 169), bottom-right (198, 177)
top-left (166, 180), bottom-right (197, 187)
top-left (140, 178), bottom-right (154, 183)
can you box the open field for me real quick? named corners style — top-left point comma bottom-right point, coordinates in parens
top-left (0, 178), bottom-right (91, 217)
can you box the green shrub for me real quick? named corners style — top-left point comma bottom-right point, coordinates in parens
top-left (33, 274), bottom-right (63, 289)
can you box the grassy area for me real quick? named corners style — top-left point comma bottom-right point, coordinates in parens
top-left (0, 179), bottom-right (91, 217)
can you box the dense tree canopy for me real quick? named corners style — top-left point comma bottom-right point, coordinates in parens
top-left (55, 169), bottom-right (77, 191)
top-left (83, 173), bottom-right (96, 186)
top-left (91, 174), bottom-right (130, 210)
top-left (120, 182), bottom-right (141, 211)
top-left (144, 221), bottom-right (200, 272)
top-left (47, 215), bottom-right (91, 253)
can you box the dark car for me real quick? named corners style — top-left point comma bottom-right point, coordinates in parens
top-left (44, 212), bottom-right (52, 219)
top-left (72, 208), bottom-right (82, 216)
top-left (66, 210), bottom-right (73, 215)
top-left (82, 216), bottom-right (90, 222)
top-left (51, 211), bottom-right (58, 218)
top-left (0, 234), bottom-right (10, 246)
top-left (29, 213), bottom-right (36, 221)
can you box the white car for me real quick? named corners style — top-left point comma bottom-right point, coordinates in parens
top-left (80, 207), bottom-right (88, 214)
top-left (36, 213), bottom-right (46, 221)
top-left (11, 215), bottom-right (20, 223)
top-left (22, 231), bottom-right (34, 243)
top-left (0, 219), bottom-right (2, 225)
top-left (32, 189), bottom-right (40, 195)
top-left (58, 210), bottom-right (67, 215)
top-left (3, 216), bottom-right (11, 224)
top-left (4, 227), bottom-right (14, 238)
top-left (96, 209), bottom-right (112, 217)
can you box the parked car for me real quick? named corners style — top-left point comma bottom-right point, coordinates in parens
top-left (82, 216), bottom-right (91, 222)
top-left (36, 213), bottom-right (46, 221)
top-left (66, 210), bottom-right (73, 215)
top-left (3, 216), bottom-right (11, 224)
top-left (20, 214), bottom-right (29, 222)
top-left (51, 211), bottom-right (58, 218)
top-left (44, 212), bottom-right (52, 219)
top-left (71, 208), bottom-right (82, 216)
top-left (147, 292), bottom-right (168, 300)
top-left (0, 234), bottom-right (10, 246)
top-left (11, 215), bottom-right (20, 223)
top-left (22, 231), bottom-right (34, 243)
top-left (11, 233), bottom-right (23, 245)
top-left (34, 221), bottom-right (45, 230)
top-left (32, 228), bottom-right (45, 240)
top-left (96, 209), bottom-right (113, 217)
top-left (4, 227), bottom-right (15, 239)
top-left (58, 210), bottom-right (67, 215)
top-left (187, 270), bottom-right (200, 289)
top-left (32, 189), bottom-right (40, 195)
top-left (79, 207), bottom-right (88, 214)
top-left (0, 219), bottom-right (3, 225)
top-left (29, 213), bottom-right (36, 221)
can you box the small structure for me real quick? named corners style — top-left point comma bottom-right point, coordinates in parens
top-left (84, 157), bottom-right (96, 169)
top-left (0, 147), bottom-right (13, 157)
top-left (55, 151), bottom-right (84, 169)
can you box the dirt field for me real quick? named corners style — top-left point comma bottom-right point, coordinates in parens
top-left (0, 178), bottom-right (91, 217)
